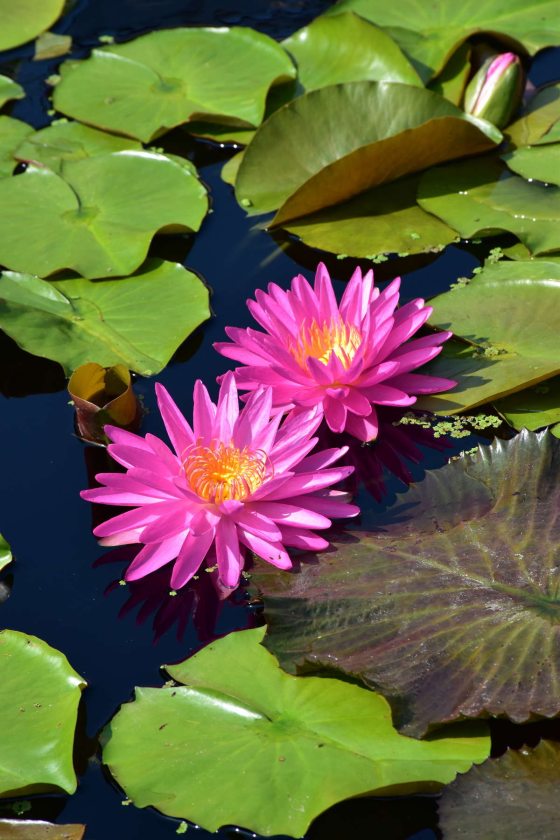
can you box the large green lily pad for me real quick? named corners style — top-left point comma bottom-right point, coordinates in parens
top-left (0, 260), bottom-right (210, 376)
top-left (506, 83), bottom-right (560, 147)
top-left (53, 27), bottom-right (296, 143)
top-left (495, 376), bottom-right (560, 431)
top-left (0, 75), bottom-right (24, 108)
top-left (14, 121), bottom-right (143, 173)
top-left (0, 0), bottom-right (66, 52)
top-left (283, 13), bottom-right (421, 92)
top-left (438, 741), bottom-right (560, 839)
top-left (283, 174), bottom-right (458, 257)
top-left (503, 144), bottom-right (560, 187)
top-left (102, 627), bottom-right (489, 837)
top-left (0, 117), bottom-right (33, 178)
top-left (0, 630), bottom-right (85, 797)
top-left (254, 431), bottom-right (560, 737)
top-left (427, 42), bottom-right (471, 107)
top-left (324, 0), bottom-right (560, 80)
top-left (415, 259), bottom-right (560, 414)
top-left (236, 81), bottom-right (500, 221)
top-left (418, 157), bottom-right (560, 255)
top-left (0, 534), bottom-right (12, 573)
top-left (0, 150), bottom-right (208, 278)
top-left (0, 821), bottom-right (85, 839)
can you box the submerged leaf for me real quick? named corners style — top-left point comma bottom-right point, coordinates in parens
top-left (418, 157), bottom-right (560, 255)
top-left (102, 627), bottom-right (489, 837)
top-left (0, 0), bottom-right (66, 52)
top-left (53, 27), bottom-right (296, 142)
top-left (439, 741), bottom-right (560, 839)
top-left (283, 174), bottom-right (457, 257)
top-left (0, 151), bottom-right (208, 278)
top-left (324, 0), bottom-right (559, 80)
top-left (416, 259), bottom-right (560, 414)
top-left (236, 81), bottom-right (500, 220)
top-left (283, 13), bottom-right (421, 92)
top-left (33, 31), bottom-right (72, 61)
top-left (254, 431), bottom-right (560, 736)
top-left (0, 630), bottom-right (85, 797)
top-left (0, 821), bottom-right (85, 839)
top-left (0, 260), bottom-right (210, 376)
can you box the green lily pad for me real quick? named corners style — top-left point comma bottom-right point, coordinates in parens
top-left (283, 13), bottom-right (422, 92)
top-left (283, 174), bottom-right (458, 257)
top-left (0, 260), bottom-right (210, 376)
top-left (14, 121), bottom-right (143, 172)
top-left (324, 0), bottom-right (559, 80)
top-left (0, 75), bottom-right (24, 108)
top-left (53, 27), bottom-right (296, 143)
top-left (0, 534), bottom-right (12, 573)
top-left (221, 150), bottom-right (244, 186)
top-left (0, 630), bottom-right (85, 797)
top-left (102, 627), bottom-right (489, 837)
top-left (438, 741), bottom-right (560, 840)
top-left (427, 42), bottom-right (472, 106)
top-left (33, 31), bottom-right (72, 61)
top-left (495, 376), bottom-right (560, 431)
top-left (236, 81), bottom-right (500, 222)
top-left (415, 259), bottom-right (560, 414)
top-left (503, 143), bottom-right (560, 187)
top-left (418, 157), bottom-right (560, 255)
top-left (0, 117), bottom-right (33, 177)
top-left (506, 83), bottom-right (560, 147)
top-left (0, 150), bottom-right (208, 278)
top-left (254, 431), bottom-right (560, 737)
top-left (0, 821), bottom-right (85, 839)
top-left (0, 0), bottom-right (66, 52)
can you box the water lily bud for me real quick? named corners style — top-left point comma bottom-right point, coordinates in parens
top-left (68, 362), bottom-right (141, 444)
top-left (464, 52), bottom-right (524, 129)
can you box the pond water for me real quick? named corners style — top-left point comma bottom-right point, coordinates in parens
top-left (1, 2), bottom-right (560, 839)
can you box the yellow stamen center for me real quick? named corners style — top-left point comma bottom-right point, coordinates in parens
top-left (184, 441), bottom-right (269, 503)
top-left (291, 318), bottom-right (362, 370)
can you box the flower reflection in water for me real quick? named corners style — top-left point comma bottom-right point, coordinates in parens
top-left (94, 546), bottom-right (256, 644)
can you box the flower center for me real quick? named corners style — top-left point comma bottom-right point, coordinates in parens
top-left (292, 318), bottom-right (362, 369)
top-left (184, 441), bottom-right (269, 503)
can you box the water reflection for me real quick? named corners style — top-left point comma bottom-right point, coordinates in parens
top-left (94, 546), bottom-right (255, 644)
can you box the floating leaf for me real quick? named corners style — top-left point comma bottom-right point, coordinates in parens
top-left (33, 31), bottom-right (72, 61)
top-left (0, 0), bottom-right (66, 52)
top-left (254, 431), bottom-right (560, 737)
top-left (102, 627), bottom-right (489, 837)
top-left (0, 630), bottom-right (85, 797)
top-left (0, 150), bottom-right (208, 278)
top-left (503, 143), bottom-right (560, 187)
top-left (53, 27), bottom-right (296, 142)
top-left (236, 81), bottom-right (500, 222)
top-left (0, 821), bottom-right (85, 839)
top-left (427, 42), bottom-right (472, 106)
top-left (0, 75), bottom-right (24, 108)
top-left (283, 174), bottom-right (457, 257)
top-left (283, 13), bottom-right (422, 92)
top-left (221, 151), bottom-right (244, 186)
top-left (0, 534), bottom-right (12, 573)
top-left (439, 741), bottom-right (560, 840)
top-left (0, 117), bottom-right (33, 178)
top-left (324, 0), bottom-right (559, 80)
top-left (0, 259), bottom-right (210, 376)
top-left (506, 83), bottom-right (560, 147)
top-left (68, 362), bottom-right (141, 444)
top-left (415, 259), bottom-right (560, 414)
top-left (418, 157), bottom-right (560, 255)
top-left (15, 121), bottom-right (143, 173)
top-left (495, 376), bottom-right (560, 431)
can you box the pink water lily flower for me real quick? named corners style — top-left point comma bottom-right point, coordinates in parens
top-left (215, 263), bottom-right (455, 442)
top-left (81, 373), bottom-right (358, 590)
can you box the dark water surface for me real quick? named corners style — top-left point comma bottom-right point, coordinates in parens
top-left (1, 3), bottom-right (560, 839)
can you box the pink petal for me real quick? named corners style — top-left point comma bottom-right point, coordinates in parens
top-left (388, 372), bottom-right (457, 394)
top-left (170, 527), bottom-right (216, 589)
top-left (215, 517), bottom-right (242, 588)
top-left (125, 533), bottom-right (185, 581)
top-left (290, 494), bottom-right (360, 519)
top-left (254, 501), bottom-right (331, 529)
top-left (258, 465), bottom-right (354, 500)
top-left (314, 262), bottom-right (338, 320)
top-left (193, 379), bottom-right (217, 443)
top-left (345, 407), bottom-right (379, 442)
top-left (139, 503), bottom-right (191, 543)
top-left (155, 383), bottom-right (195, 458)
top-left (279, 529), bottom-right (330, 551)
top-left (215, 371), bottom-right (240, 440)
top-left (93, 505), bottom-right (164, 539)
top-left (238, 530), bottom-right (292, 570)
top-left (366, 384), bottom-right (418, 406)
top-left (234, 508), bottom-right (282, 541)
top-left (324, 397), bottom-right (347, 433)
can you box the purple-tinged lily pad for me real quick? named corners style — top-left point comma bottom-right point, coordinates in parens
top-left (254, 430), bottom-right (560, 737)
top-left (438, 741), bottom-right (560, 839)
